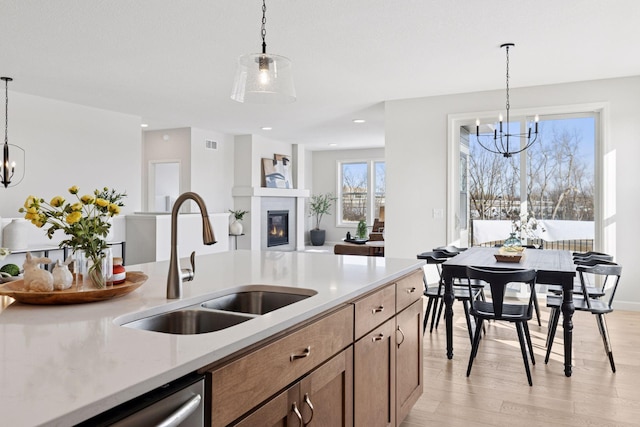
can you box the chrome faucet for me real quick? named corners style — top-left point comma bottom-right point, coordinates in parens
top-left (167, 192), bottom-right (217, 299)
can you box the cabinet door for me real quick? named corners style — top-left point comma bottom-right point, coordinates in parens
top-left (300, 347), bottom-right (354, 427)
top-left (396, 299), bottom-right (423, 425)
top-left (354, 319), bottom-right (396, 427)
top-left (234, 385), bottom-right (301, 427)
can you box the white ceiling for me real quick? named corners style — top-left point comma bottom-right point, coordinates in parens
top-left (1, 0), bottom-right (639, 151)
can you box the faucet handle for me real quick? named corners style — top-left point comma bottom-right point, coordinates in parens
top-left (180, 251), bottom-right (196, 282)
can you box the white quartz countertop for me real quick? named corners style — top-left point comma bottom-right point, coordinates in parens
top-left (0, 250), bottom-right (423, 427)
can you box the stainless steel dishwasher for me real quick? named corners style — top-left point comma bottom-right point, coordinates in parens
top-left (76, 373), bottom-right (205, 427)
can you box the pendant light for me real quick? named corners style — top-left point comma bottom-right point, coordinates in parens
top-left (475, 44), bottom-right (539, 158)
top-left (1, 77), bottom-right (25, 188)
top-left (231, 0), bottom-right (296, 104)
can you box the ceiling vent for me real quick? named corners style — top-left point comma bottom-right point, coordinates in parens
top-left (205, 139), bottom-right (218, 150)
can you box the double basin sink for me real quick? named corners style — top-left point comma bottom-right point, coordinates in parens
top-left (120, 287), bottom-right (316, 335)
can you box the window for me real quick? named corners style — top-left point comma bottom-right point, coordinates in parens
top-left (338, 160), bottom-right (385, 226)
top-left (464, 113), bottom-right (597, 249)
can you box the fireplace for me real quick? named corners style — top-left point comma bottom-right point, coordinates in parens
top-left (267, 210), bottom-right (289, 247)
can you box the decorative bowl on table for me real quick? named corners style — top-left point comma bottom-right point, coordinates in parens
top-left (494, 246), bottom-right (525, 263)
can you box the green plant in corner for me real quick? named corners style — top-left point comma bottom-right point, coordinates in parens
top-left (229, 209), bottom-right (249, 221)
top-left (356, 220), bottom-right (368, 240)
top-left (308, 193), bottom-right (335, 230)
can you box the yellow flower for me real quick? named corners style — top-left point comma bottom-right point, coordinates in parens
top-left (81, 194), bottom-right (95, 205)
top-left (24, 195), bottom-right (37, 209)
top-left (32, 214), bottom-right (46, 228)
top-left (68, 185), bottom-right (79, 194)
top-left (108, 203), bottom-right (121, 216)
top-left (50, 196), bottom-right (65, 207)
top-left (70, 202), bottom-right (83, 212)
top-left (95, 198), bottom-right (109, 208)
top-left (65, 211), bottom-right (82, 224)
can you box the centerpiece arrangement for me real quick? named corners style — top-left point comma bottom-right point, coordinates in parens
top-left (20, 186), bottom-right (126, 289)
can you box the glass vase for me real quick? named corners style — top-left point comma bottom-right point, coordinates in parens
top-left (503, 232), bottom-right (522, 249)
top-left (74, 248), bottom-right (113, 289)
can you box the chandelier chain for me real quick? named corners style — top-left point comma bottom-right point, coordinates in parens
top-left (505, 45), bottom-right (510, 113)
top-left (261, 0), bottom-right (267, 53)
top-left (4, 78), bottom-right (8, 145)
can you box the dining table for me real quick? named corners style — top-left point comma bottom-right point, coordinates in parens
top-left (440, 246), bottom-right (577, 377)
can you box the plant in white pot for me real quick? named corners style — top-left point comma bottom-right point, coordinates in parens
top-left (308, 193), bottom-right (335, 246)
top-left (229, 209), bottom-right (248, 236)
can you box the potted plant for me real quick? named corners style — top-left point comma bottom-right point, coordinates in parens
top-left (356, 220), bottom-right (368, 240)
top-left (229, 209), bottom-right (248, 236)
top-left (308, 193), bottom-right (335, 246)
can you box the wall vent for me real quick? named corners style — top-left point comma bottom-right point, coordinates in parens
top-left (205, 139), bottom-right (218, 150)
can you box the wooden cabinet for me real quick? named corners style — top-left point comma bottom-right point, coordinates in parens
top-left (395, 299), bottom-right (423, 425)
top-left (353, 270), bottom-right (423, 427)
top-left (354, 319), bottom-right (396, 427)
top-left (235, 348), bottom-right (353, 427)
top-left (207, 305), bottom-right (353, 427)
top-left (205, 269), bottom-right (422, 427)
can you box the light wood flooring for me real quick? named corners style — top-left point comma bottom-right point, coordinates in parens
top-left (401, 299), bottom-right (640, 427)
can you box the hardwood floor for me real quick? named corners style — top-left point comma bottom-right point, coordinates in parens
top-left (401, 298), bottom-right (640, 426)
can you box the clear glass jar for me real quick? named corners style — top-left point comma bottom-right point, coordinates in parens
top-left (503, 232), bottom-right (522, 248)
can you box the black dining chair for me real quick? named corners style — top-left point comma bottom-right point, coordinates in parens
top-left (545, 263), bottom-right (622, 372)
top-left (433, 245), bottom-right (467, 256)
top-left (465, 266), bottom-right (538, 386)
top-left (417, 251), bottom-right (483, 343)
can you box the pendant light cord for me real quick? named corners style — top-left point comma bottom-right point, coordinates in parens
top-left (261, 0), bottom-right (267, 54)
top-left (4, 78), bottom-right (8, 145)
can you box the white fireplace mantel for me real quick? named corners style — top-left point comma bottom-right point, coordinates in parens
top-left (232, 186), bottom-right (310, 198)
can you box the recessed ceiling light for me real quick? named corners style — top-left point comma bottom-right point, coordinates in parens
top-left (329, 143), bottom-right (338, 147)
top-left (353, 119), bottom-right (366, 124)
top-left (261, 126), bottom-right (272, 131)
top-left (141, 123), bottom-right (149, 128)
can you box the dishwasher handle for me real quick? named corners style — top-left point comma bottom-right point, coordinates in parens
top-left (156, 393), bottom-right (203, 427)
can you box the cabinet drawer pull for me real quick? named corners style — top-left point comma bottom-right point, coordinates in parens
top-left (372, 305), bottom-right (384, 314)
top-left (372, 333), bottom-right (385, 342)
top-left (292, 402), bottom-right (303, 426)
top-left (302, 393), bottom-right (314, 426)
top-left (406, 287), bottom-right (417, 294)
top-left (290, 346), bottom-right (311, 362)
top-left (396, 326), bottom-right (406, 348)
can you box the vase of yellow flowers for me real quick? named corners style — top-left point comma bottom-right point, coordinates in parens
top-left (20, 186), bottom-right (126, 289)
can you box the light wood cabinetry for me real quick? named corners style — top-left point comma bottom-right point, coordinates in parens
top-left (207, 305), bottom-right (353, 427)
top-left (395, 299), bottom-right (423, 424)
top-left (235, 348), bottom-right (353, 427)
top-left (205, 269), bottom-right (422, 427)
top-left (353, 270), bottom-right (423, 427)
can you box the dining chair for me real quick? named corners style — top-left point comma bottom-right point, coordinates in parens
top-left (464, 266), bottom-right (538, 386)
top-left (417, 251), bottom-right (483, 343)
top-left (545, 263), bottom-right (622, 372)
top-left (433, 245), bottom-right (467, 256)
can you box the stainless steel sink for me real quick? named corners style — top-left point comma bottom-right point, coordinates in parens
top-left (119, 286), bottom-right (317, 335)
top-left (122, 309), bottom-right (253, 334)
top-left (201, 291), bottom-right (312, 315)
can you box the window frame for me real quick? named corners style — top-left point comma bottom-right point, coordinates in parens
top-left (447, 103), bottom-right (609, 251)
top-left (336, 158), bottom-right (385, 228)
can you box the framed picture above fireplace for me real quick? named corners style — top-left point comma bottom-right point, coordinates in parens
top-left (262, 154), bottom-right (292, 189)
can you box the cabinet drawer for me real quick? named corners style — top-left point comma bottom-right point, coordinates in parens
top-left (396, 270), bottom-right (423, 312)
top-left (354, 284), bottom-right (395, 339)
top-left (208, 305), bottom-right (354, 427)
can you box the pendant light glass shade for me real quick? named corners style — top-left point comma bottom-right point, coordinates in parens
top-left (231, 52), bottom-right (295, 104)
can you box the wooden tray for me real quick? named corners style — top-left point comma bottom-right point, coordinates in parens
top-left (494, 247), bottom-right (525, 263)
top-left (0, 271), bottom-right (148, 305)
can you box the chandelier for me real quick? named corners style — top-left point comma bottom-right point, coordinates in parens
top-left (476, 43), bottom-right (538, 158)
top-left (230, 0), bottom-right (295, 104)
top-left (1, 77), bottom-right (25, 188)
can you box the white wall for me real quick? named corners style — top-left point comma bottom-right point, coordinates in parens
top-left (386, 75), bottom-right (640, 309)
top-left (189, 127), bottom-right (235, 213)
top-left (311, 148), bottom-right (385, 245)
top-left (0, 91), bottom-right (142, 218)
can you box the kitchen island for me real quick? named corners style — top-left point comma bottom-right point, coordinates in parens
top-left (0, 250), bottom-right (423, 426)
